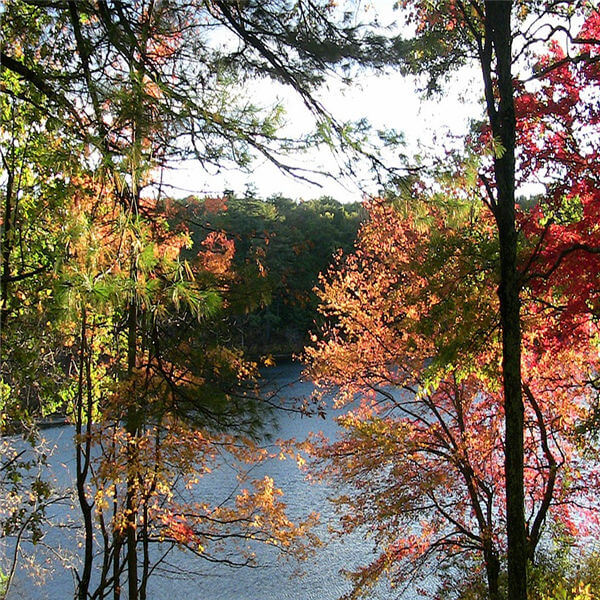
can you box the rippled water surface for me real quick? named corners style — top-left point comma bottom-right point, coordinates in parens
top-left (5, 364), bottom-right (391, 600)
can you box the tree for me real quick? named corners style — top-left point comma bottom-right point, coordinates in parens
top-left (1, 2), bottom-right (381, 598)
top-left (513, 12), bottom-right (600, 338)
top-left (17, 162), bottom-right (319, 600)
top-left (0, 36), bottom-right (85, 597)
top-left (175, 193), bottom-right (364, 357)
top-left (304, 194), bottom-right (600, 600)
top-left (351, 3), bottom-right (599, 598)
top-left (0, 0), bottom-right (390, 189)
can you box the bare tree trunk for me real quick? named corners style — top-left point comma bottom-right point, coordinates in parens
top-left (113, 496), bottom-right (122, 600)
top-left (75, 308), bottom-right (94, 600)
top-left (139, 501), bottom-right (150, 600)
top-left (125, 293), bottom-right (139, 600)
top-left (96, 508), bottom-right (112, 600)
top-left (482, 3), bottom-right (527, 599)
top-left (1, 158), bottom-right (14, 328)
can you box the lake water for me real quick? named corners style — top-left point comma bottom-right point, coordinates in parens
top-left (3, 364), bottom-right (391, 600)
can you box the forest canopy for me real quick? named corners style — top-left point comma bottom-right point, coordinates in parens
top-left (2, 2), bottom-right (600, 600)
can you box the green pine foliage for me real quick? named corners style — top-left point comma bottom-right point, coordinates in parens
top-left (172, 193), bottom-right (364, 357)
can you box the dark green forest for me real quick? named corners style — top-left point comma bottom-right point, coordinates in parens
top-left (173, 194), bottom-right (363, 357)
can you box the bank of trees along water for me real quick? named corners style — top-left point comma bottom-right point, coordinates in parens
top-left (2, 2), bottom-right (600, 600)
top-left (172, 194), bottom-right (364, 357)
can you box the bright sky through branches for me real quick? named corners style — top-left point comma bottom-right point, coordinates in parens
top-left (165, 70), bottom-right (482, 202)
top-left (162, 3), bottom-right (483, 203)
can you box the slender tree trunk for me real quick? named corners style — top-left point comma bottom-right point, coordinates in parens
top-left (75, 308), bottom-right (94, 600)
top-left (125, 293), bottom-right (139, 600)
top-left (96, 509), bottom-right (111, 600)
top-left (139, 501), bottom-right (150, 600)
top-left (113, 496), bottom-right (122, 600)
top-left (2, 518), bottom-right (31, 600)
top-left (482, 3), bottom-right (527, 599)
top-left (125, 474), bottom-right (138, 600)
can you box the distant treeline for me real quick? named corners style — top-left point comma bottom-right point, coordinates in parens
top-left (171, 194), bottom-right (365, 358)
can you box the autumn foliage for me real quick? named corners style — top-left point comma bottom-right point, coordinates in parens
top-left (304, 192), bottom-right (600, 598)
top-left (514, 15), bottom-right (600, 341)
top-left (5, 2), bottom-right (600, 599)
top-left (52, 168), bottom-right (319, 599)
top-left (301, 10), bottom-right (600, 599)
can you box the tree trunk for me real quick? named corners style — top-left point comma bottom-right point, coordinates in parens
top-left (75, 309), bottom-right (94, 600)
top-left (139, 501), bottom-right (150, 600)
top-left (483, 3), bottom-right (527, 600)
top-left (125, 294), bottom-right (139, 600)
top-left (483, 543), bottom-right (501, 600)
top-left (1, 164), bottom-right (14, 327)
top-left (113, 497), bottom-right (122, 600)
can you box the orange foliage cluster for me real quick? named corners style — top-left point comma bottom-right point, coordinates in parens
top-left (197, 231), bottom-right (235, 276)
top-left (304, 194), bottom-right (600, 596)
top-left (88, 416), bottom-right (319, 562)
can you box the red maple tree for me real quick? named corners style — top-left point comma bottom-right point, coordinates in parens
top-left (304, 15), bottom-right (600, 597)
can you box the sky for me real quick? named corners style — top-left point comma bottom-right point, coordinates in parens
top-left (161, 5), bottom-right (484, 204)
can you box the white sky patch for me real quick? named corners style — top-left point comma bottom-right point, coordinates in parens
top-left (160, 2), bottom-right (485, 203)
top-left (162, 65), bottom-right (483, 202)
